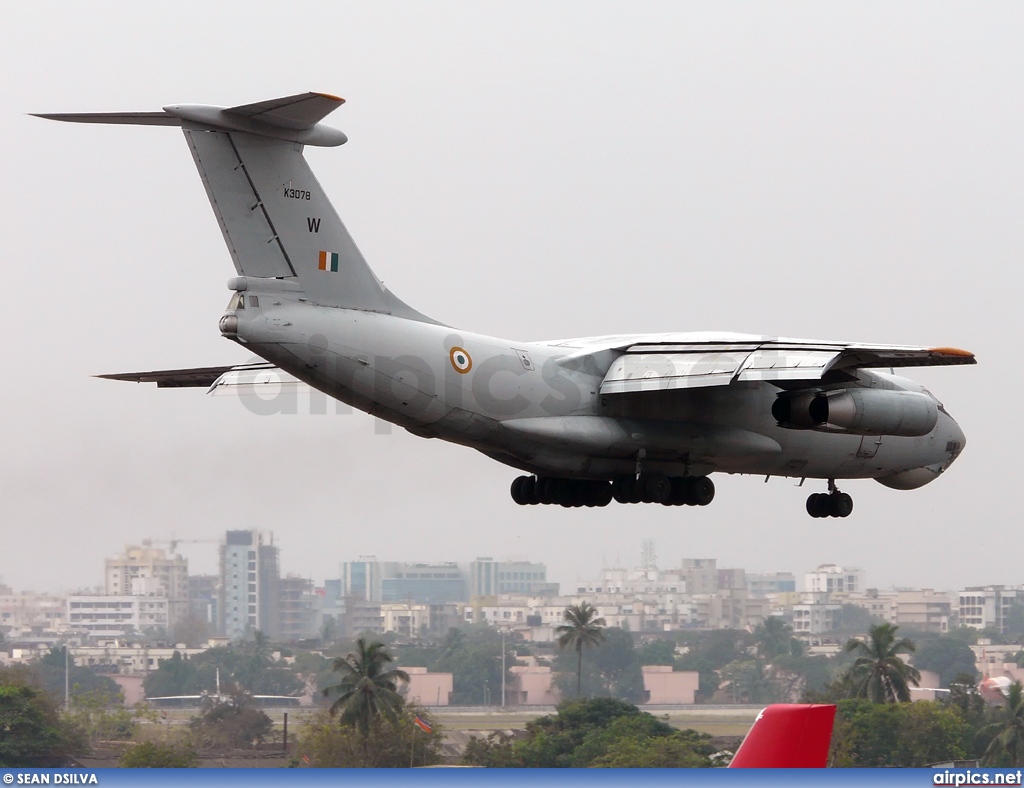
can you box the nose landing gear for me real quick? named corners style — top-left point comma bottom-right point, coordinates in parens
top-left (806, 480), bottom-right (853, 518)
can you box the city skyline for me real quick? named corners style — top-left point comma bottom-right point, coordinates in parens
top-left (0, 530), bottom-right (1000, 599)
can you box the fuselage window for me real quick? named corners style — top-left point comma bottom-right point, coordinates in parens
top-left (249, 295), bottom-right (260, 308)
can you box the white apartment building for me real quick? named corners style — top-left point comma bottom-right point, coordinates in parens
top-left (804, 564), bottom-right (865, 597)
top-left (67, 595), bottom-right (169, 637)
top-left (959, 586), bottom-right (1024, 633)
top-left (792, 594), bottom-right (842, 635)
top-left (381, 602), bottom-right (432, 638)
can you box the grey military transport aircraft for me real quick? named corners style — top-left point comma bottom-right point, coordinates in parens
top-left (36, 92), bottom-right (973, 518)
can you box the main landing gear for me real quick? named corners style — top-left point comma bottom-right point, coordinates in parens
top-left (510, 474), bottom-right (715, 508)
top-left (806, 480), bottom-right (853, 518)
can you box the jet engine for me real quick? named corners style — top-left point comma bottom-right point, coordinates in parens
top-left (773, 388), bottom-right (937, 437)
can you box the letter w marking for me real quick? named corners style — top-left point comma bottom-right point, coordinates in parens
top-left (307, 217), bottom-right (321, 233)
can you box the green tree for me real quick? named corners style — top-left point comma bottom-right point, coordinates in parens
top-left (753, 617), bottom-right (794, 661)
top-left (844, 623), bottom-right (920, 703)
top-left (913, 636), bottom-right (979, 688)
top-left (592, 628), bottom-right (644, 702)
top-left (556, 603), bottom-right (607, 698)
top-left (721, 659), bottom-right (784, 704)
top-left (426, 626), bottom-right (512, 705)
top-left (831, 698), bottom-right (971, 766)
top-left (590, 730), bottom-right (714, 767)
top-left (118, 741), bottom-right (197, 768)
top-left (142, 651), bottom-right (197, 698)
top-left (462, 697), bottom-right (713, 768)
top-left (980, 680), bottom-right (1024, 766)
top-left (65, 688), bottom-right (153, 745)
top-left (675, 630), bottom-right (753, 702)
top-left (31, 647), bottom-right (121, 703)
top-left (323, 638), bottom-right (409, 736)
top-left (0, 668), bottom-right (86, 766)
top-left (188, 688), bottom-right (273, 750)
top-left (297, 706), bottom-right (443, 767)
top-left (638, 639), bottom-right (676, 665)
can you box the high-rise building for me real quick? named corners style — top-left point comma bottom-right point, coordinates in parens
top-left (219, 530), bottom-right (280, 640)
top-left (342, 558), bottom-right (381, 601)
top-left (278, 575), bottom-right (320, 641)
top-left (105, 544), bottom-right (188, 627)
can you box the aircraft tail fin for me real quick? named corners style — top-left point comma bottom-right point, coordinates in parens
top-left (34, 93), bottom-right (435, 322)
top-left (728, 704), bottom-right (836, 768)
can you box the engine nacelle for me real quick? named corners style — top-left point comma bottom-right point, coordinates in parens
top-left (774, 388), bottom-right (938, 437)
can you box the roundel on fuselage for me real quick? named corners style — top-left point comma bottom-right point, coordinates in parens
top-left (450, 346), bottom-right (472, 374)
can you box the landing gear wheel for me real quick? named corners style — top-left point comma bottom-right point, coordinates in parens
top-left (522, 476), bottom-right (539, 504)
top-left (619, 477), bottom-right (643, 504)
top-left (510, 476), bottom-right (528, 505)
top-left (831, 492), bottom-right (853, 518)
top-left (806, 493), bottom-right (829, 518)
top-left (642, 474), bottom-right (672, 504)
top-left (687, 476), bottom-right (715, 506)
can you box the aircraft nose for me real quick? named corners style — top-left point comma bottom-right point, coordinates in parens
top-left (942, 412), bottom-right (966, 468)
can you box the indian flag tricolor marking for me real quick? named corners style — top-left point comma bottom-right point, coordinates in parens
top-left (318, 250), bottom-right (341, 272)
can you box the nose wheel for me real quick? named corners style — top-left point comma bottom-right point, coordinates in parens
top-left (806, 481), bottom-right (853, 518)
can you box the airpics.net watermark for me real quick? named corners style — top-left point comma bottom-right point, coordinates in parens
top-left (933, 769), bottom-right (1024, 786)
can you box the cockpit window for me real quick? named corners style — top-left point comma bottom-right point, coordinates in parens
top-left (249, 295), bottom-right (260, 308)
top-left (227, 293), bottom-right (245, 310)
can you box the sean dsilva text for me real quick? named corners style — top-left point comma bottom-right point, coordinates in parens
top-left (7, 775), bottom-right (98, 784)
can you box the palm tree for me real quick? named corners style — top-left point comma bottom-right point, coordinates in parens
top-left (323, 638), bottom-right (410, 736)
top-left (844, 622), bottom-right (920, 703)
top-left (981, 681), bottom-right (1024, 766)
top-left (556, 602), bottom-right (606, 697)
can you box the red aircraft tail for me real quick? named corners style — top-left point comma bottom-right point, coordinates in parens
top-left (728, 704), bottom-right (837, 768)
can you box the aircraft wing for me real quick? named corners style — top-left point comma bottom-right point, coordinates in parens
top-left (589, 337), bottom-right (975, 395)
top-left (97, 362), bottom-right (279, 389)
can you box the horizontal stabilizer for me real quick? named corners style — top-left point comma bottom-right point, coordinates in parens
top-left (223, 92), bottom-right (345, 130)
top-left (32, 92), bottom-right (348, 146)
top-left (97, 362), bottom-right (276, 388)
top-left (30, 111), bottom-right (180, 126)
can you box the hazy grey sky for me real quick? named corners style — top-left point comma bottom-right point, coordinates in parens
top-left (1, 3), bottom-right (1020, 595)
